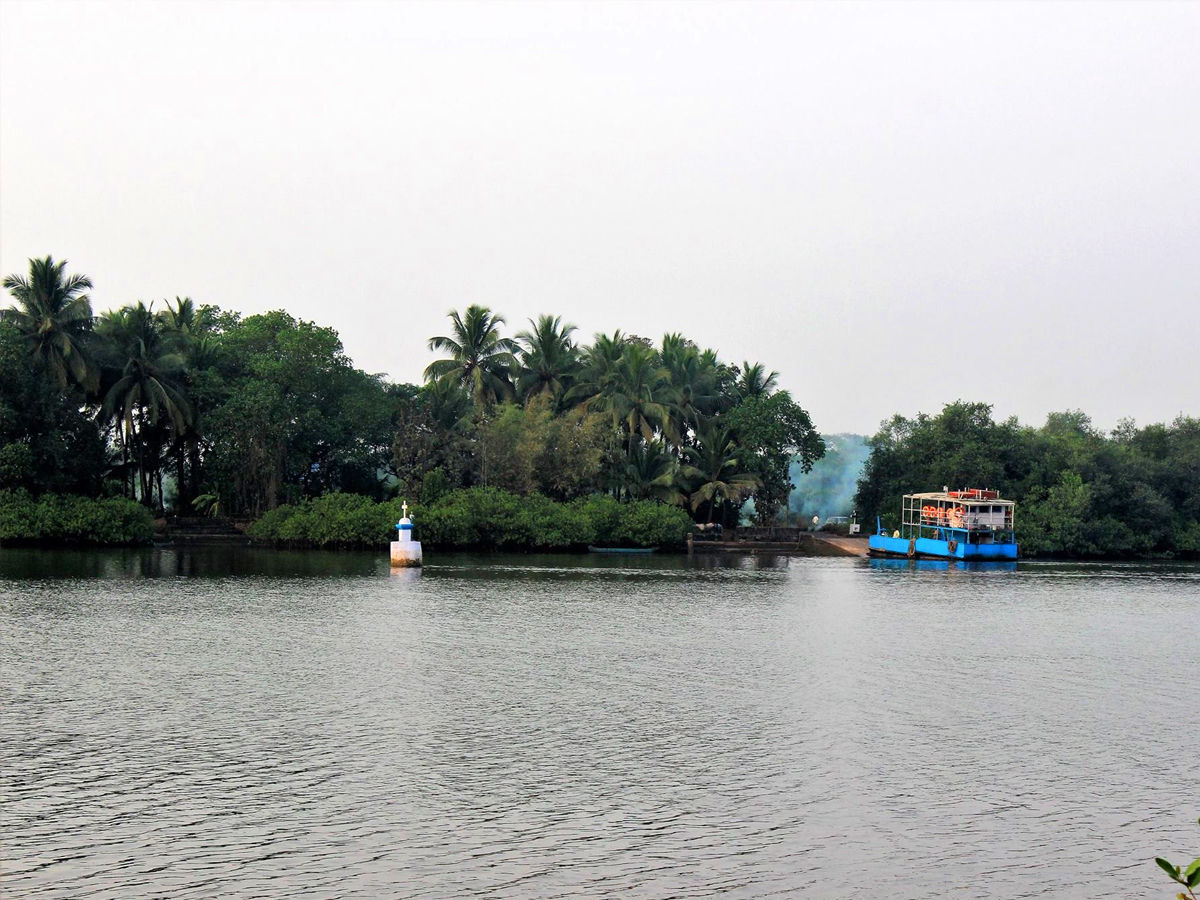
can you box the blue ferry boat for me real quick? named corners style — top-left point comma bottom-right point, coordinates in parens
top-left (868, 488), bottom-right (1018, 561)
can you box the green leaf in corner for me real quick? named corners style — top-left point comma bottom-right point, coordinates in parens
top-left (1156, 857), bottom-right (1180, 879)
top-left (1186, 857), bottom-right (1200, 880)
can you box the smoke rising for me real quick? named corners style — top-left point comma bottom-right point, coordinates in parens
top-left (789, 434), bottom-right (870, 521)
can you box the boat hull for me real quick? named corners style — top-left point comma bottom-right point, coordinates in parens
top-left (587, 546), bottom-right (657, 554)
top-left (868, 534), bottom-right (1017, 561)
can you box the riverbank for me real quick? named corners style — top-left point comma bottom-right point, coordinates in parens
top-left (5, 487), bottom-right (1194, 561)
top-left (246, 489), bottom-right (692, 552)
top-left (690, 532), bottom-right (868, 557)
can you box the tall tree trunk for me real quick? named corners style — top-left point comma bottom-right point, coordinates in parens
top-left (120, 431), bottom-right (131, 501)
top-left (175, 440), bottom-right (186, 510)
top-left (134, 431), bottom-right (147, 505)
top-left (134, 409), bottom-right (150, 507)
top-left (188, 437), bottom-right (201, 501)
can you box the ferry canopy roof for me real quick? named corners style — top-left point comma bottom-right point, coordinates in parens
top-left (904, 491), bottom-right (1014, 505)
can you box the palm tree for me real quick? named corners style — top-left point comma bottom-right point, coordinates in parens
top-left (157, 296), bottom-right (216, 336)
top-left (157, 296), bottom-right (220, 364)
top-left (610, 343), bottom-right (677, 454)
top-left (660, 333), bottom-right (725, 446)
top-left (624, 438), bottom-right (684, 504)
top-left (424, 305), bottom-right (518, 408)
top-left (422, 377), bottom-right (474, 432)
top-left (568, 330), bottom-right (625, 411)
top-left (2, 255), bottom-right (97, 393)
top-left (572, 336), bottom-right (679, 457)
top-left (97, 302), bottom-right (191, 509)
top-left (156, 297), bottom-right (220, 507)
top-left (681, 422), bottom-right (760, 523)
top-left (737, 362), bottom-right (779, 400)
top-left (514, 314), bottom-right (580, 407)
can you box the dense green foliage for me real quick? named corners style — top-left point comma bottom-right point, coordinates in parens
top-left (415, 309), bottom-right (827, 526)
top-left (0, 322), bottom-right (108, 495)
top-left (202, 310), bottom-right (402, 516)
top-left (1, 259), bottom-right (405, 518)
top-left (726, 393), bottom-right (823, 522)
top-left (571, 494), bottom-right (693, 549)
top-left (246, 489), bottom-right (692, 550)
top-left (855, 401), bottom-right (1200, 558)
top-left (3, 257), bottom-right (823, 536)
top-left (473, 398), bottom-right (610, 499)
top-left (0, 489), bottom-right (153, 544)
top-left (18, 254), bottom-right (1199, 559)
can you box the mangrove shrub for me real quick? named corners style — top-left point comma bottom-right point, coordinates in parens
top-left (247, 488), bottom-right (692, 551)
top-left (0, 489), bottom-right (154, 545)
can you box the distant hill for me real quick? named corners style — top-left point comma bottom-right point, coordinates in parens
top-left (788, 434), bottom-right (870, 521)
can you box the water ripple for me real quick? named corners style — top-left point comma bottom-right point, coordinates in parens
top-left (2, 550), bottom-right (1198, 897)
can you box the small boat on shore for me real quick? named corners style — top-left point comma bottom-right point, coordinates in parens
top-left (868, 488), bottom-right (1018, 561)
top-left (587, 546), bottom-right (657, 554)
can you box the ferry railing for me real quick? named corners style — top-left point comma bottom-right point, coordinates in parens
top-left (903, 508), bottom-right (1015, 534)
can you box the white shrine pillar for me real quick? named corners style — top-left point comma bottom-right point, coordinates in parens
top-left (390, 500), bottom-right (423, 568)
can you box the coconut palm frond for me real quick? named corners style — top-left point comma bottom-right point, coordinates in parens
top-left (424, 305), bottom-right (517, 408)
top-left (2, 255), bottom-right (97, 392)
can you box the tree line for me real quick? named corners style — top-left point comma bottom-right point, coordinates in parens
top-left (1, 255), bottom-right (824, 528)
top-left (854, 401), bottom-right (1200, 558)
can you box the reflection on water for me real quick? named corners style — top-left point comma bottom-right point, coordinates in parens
top-left (2, 547), bottom-right (1198, 898)
top-left (0, 546), bottom-right (800, 581)
top-left (0, 545), bottom-right (389, 579)
top-left (867, 556), bottom-right (1019, 574)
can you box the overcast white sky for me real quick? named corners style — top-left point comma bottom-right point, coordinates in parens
top-left (2, 0), bottom-right (1197, 434)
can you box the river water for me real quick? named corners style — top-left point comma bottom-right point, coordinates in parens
top-left (2, 548), bottom-right (1197, 898)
